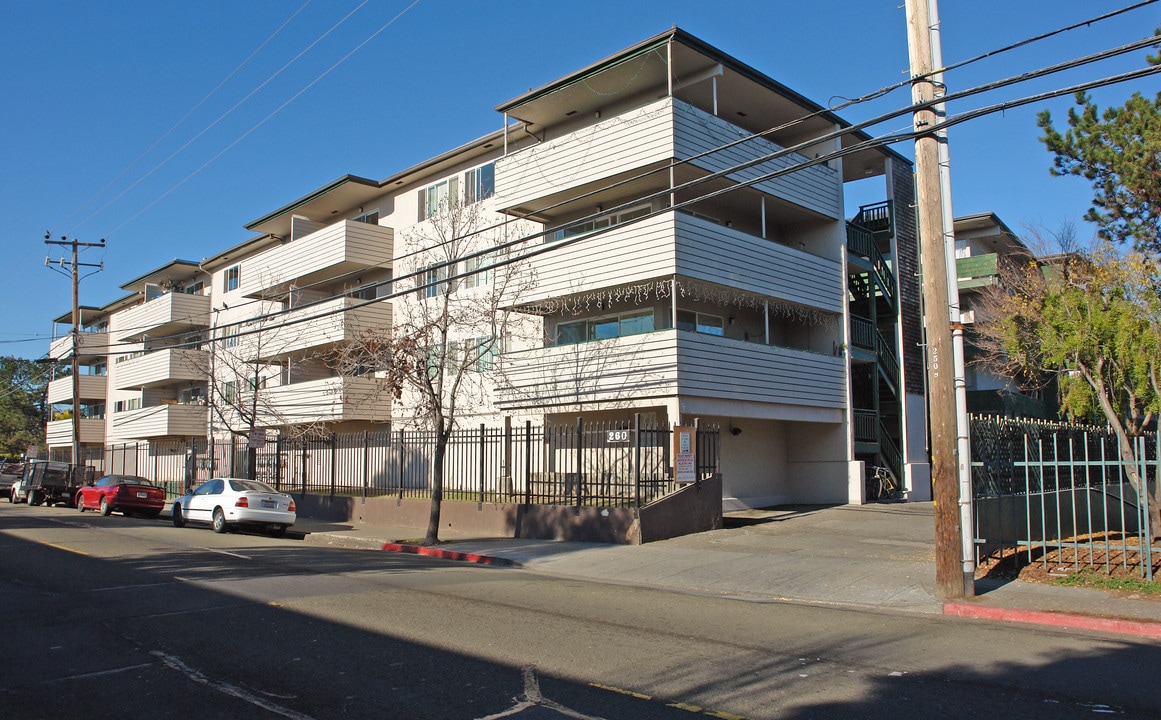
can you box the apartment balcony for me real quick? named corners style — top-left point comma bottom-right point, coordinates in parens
top-left (109, 403), bottom-right (207, 439)
top-left (48, 331), bottom-right (109, 363)
top-left (112, 348), bottom-right (208, 390)
top-left (957, 253), bottom-right (1000, 291)
top-left (114, 292), bottom-right (211, 343)
top-left (258, 376), bottom-right (390, 425)
top-left (514, 210), bottom-right (843, 313)
top-left (496, 97), bottom-right (840, 220)
top-left (253, 297), bottom-right (393, 361)
top-left (46, 418), bottom-right (106, 447)
top-left (46, 374), bottom-right (107, 404)
top-left (496, 328), bottom-right (846, 414)
top-left (239, 220), bottom-right (394, 299)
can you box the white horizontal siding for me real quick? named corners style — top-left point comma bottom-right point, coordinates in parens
top-left (113, 349), bottom-right (208, 390)
top-left (263, 376), bottom-right (391, 424)
top-left (258, 298), bottom-right (393, 360)
top-left (113, 293), bottom-right (211, 342)
top-left (49, 331), bottom-right (109, 362)
top-left (517, 211), bottom-right (842, 313)
top-left (47, 375), bottom-right (107, 404)
top-left (517, 212), bottom-right (676, 305)
top-left (240, 221), bottom-right (394, 298)
top-left (46, 418), bottom-right (105, 446)
top-left (497, 329), bottom-right (845, 412)
top-left (673, 100), bottom-right (841, 219)
top-left (676, 333), bottom-right (846, 408)
top-left (674, 214), bottom-right (843, 312)
top-left (109, 404), bottom-right (207, 439)
top-left (496, 99), bottom-right (674, 210)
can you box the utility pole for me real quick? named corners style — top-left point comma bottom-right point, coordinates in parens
top-left (905, 0), bottom-right (969, 599)
top-left (45, 234), bottom-right (105, 467)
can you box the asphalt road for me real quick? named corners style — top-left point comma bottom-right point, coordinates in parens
top-left (2, 503), bottom-right (1160, 719)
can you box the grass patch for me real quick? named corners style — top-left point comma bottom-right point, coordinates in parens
top-left (1053, 569), bottom-right (1161, 596)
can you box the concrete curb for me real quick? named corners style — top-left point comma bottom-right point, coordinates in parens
top-left (381, 543), bottom-right (523, 568)
top-left (944, 601), bottom-right (1161, 639)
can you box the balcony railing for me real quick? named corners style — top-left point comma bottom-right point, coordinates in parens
top-left (252, 297), bottom-right (392, 361)
top-left (497, 329), bottom-right (846, 412)
top-left (258, 376), bottom-right (391, 425)
top-left (112, 348), bottom-right (208, 390)
top-left (108, 403), bottom-right (208, 440)
top-left (114, 292), bottom-right (211, 343)
top-left (47, 374), bottom-right (107, 404)
top-left (239, 220), bottom-right (394, 299)
top-left (497, 98), bottom-right (840, 220)
top-left (516, 211), bottom-right (842, 313)
top-left (48, 331), bottom-right (109, 362)
top-left (46, 418), bottom-right (106, 446)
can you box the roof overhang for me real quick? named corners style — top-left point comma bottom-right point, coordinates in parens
top-left (118, 259), bottom-right (204, 293)
top-left (245, 175), bottom-right (383, 238)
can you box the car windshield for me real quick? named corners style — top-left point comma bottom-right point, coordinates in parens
top-left (109, 475), bottom-right (153, 486)
top-left (228, 479), bottom-right (277, 494)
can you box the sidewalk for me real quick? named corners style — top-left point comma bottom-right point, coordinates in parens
top-left (296, 503), bottom-right (1161, 639)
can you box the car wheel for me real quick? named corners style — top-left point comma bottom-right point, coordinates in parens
top-left (270, 524), bottom-right (287, 538)
top-left (172, 504), bottom-right (185, 528)
top-left (77, 494), bottom-right (86, 512)
top-left (99, 497), bottom-right (112, 516)
top-left (212, 508), bottom-right (227, 534)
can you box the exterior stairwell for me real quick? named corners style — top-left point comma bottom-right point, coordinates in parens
top-left (846, 201), bottom-right (904, 486)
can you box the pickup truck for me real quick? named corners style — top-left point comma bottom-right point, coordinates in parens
top-left (18, 460), bottom-right (94, 507)
top-left (0, 458), bottom-right (24, 493)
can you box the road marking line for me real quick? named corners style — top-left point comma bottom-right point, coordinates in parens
top-left (38, 541), bottom-right (89, 556)
top-left (40, 663), bottom-right (156, 684)
top-left (202, 547), bottom-right (251, 559)
top-left (152, 650), bottom-right (314, 720)
top-left (589, 681), bottom-right (752, 720)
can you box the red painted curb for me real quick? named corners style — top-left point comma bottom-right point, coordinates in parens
top-left (381, 543), bottom-right (520, 567)
top-left (944, 601), bottom-right (1161, 639)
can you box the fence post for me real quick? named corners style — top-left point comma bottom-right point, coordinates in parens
top-left (330, 433), bottom-right (337, 496)
top-left (301, 440), bottom-right (307, 495)
top-left (479, 423), bottom-right (486, 504)
top-left (363, 430), bottom-right (370, 501)
top-left (524, 420), bottom-right (532, 507)
top-left (397, 430), bottom-right (405, 500)
top-left (503, 416), bottom-right (513, 498)
top-left (633, 412), bottom-right (641, 516)
top-left (575, 416), bottom-right (583, 510)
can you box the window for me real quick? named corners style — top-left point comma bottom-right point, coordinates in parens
top-left (184, 281), bottom-right (205, 295)
top-left (349, 273), bottom-right (392, 300)
top-left (550, 203), bottom-right (653, 243)
top-left (417, 176), bottom-right (459, 221)
top-left (221, 327), bottom-right (240, 348)
top-left (556, 309), bottom-right (655, 345)
top-left (676, 310), bottom-right (724, 336)
top-left (424, 264), bottom-right (450, 298)
top-left (223, 265), bottom-right (240, 292)
top-left (222, 381), bottom-right (236, 404)
top-left (463, 253), bottom-right (493, 289)
top-left (113, 398), bottom-right (141, 413)
top-left (475, 335), bottom-right (499, 372)
top-left (464, 163), bottom-right (495, 204)
top-left (353, 210), bottom-right (379, 225)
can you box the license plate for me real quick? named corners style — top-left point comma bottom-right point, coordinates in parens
top-left (136, 492), bottom-right (148, 498)
top-left (261, 500), bottom-right (278, 509)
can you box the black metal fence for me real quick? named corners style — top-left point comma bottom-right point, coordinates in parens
top-left (970, 415), bottom-right (1158, 579)
top-left (85, 419), bottom-right (720, 511)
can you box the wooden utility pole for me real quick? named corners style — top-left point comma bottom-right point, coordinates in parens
top-left (905, 0), bottom-right (970, 599)
top-left (45, 235), bottom-right (104, 467)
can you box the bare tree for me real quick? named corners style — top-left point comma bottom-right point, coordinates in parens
top-left (327, 198), bottom-right (536, 544)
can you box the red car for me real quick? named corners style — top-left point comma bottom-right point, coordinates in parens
top-left (76, 475), bottom-right (165, 518)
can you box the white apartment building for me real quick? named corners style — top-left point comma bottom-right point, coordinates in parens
top-left (46, 28), bottom-right (931, 509)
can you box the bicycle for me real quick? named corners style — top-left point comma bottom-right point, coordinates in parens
top-left (866, 465), bottom-right (903, 502)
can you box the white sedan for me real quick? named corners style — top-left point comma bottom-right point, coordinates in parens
top-left (172, 477), bottom-right (296, 537)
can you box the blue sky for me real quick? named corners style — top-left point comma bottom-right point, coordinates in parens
top-left (2, 0), bottom-right (1158, 359)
